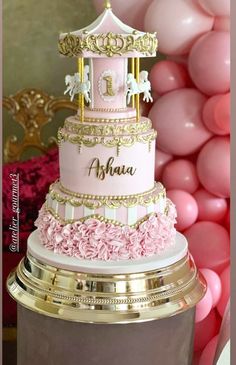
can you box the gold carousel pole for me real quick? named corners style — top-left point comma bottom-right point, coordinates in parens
top-left (78, 57), bottom-right (85, 122)
top-left (135, 58), bottom-right (140, 122)
top-left (131, 58), bottom-right (135, 108)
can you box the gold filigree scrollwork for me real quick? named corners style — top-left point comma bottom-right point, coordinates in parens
top-left (48, 182), bottom-right (165, 209)
top-left (57, 128), bottom-right (157, 150)
top-left (3, 88), bottom-right (77, 162)
top-left (64, 119), bottom-right (152, 136)
top-left (58, 32), bottom-right (158, 58)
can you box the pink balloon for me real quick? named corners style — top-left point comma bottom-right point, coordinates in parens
top-left (185, 222), bottom-right (230, 273)
top-left (189, 31), bottom-right (230, 96)
top-left (193, 189), bottom-right (228, 222)
top-left (194, 309), bottom-right (221, 351)
top-left (167, 190), bottom-right (198, 231)
top-left (155, 149), bottom-right (173, 180)
top-left (217, 266), bottom-right (230, 317)
top-left (149, 89), bottom-right (212, 156)
top-left (162, 159), bottom-right (199, 193)
top-left (150, 61), bottom-right (191, 95)
top-left (199, 336), bottom-right (219, 365)
top-left (197, 137), bottom-right (230, 198)
top-left (225, 209), bottom-right (230, 231)
top-left (144, 0), bottom-right (214, 55)
top-left (200, 269), bottom-right (222, 308)
top-left (198, 0), bottom-right (230, 16)
top-left (203, 94), bottom-right (230, 135)
top-left (214, 16), bottom-right (230, 32)
top-left (167, 55), bottom-right (189, 66)
top-left (195, 286), bottom-right (213, 323)
top-left (93, 0), bottom-right (153, 30)
top-left (215, 93), bottom-right (230, 134)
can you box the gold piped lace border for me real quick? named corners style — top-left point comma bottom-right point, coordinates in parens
top-left (57, 128), bottom-right (157, 150)
top-left (64, 119), bottom-right (152, 136)
top-left (58, 32), bottom-right (158, 58)
top-left (48, 181), bottom-right (165, 209)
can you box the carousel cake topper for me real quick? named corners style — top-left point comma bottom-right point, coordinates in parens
top-left (59, 0), bottom-right (158, 121)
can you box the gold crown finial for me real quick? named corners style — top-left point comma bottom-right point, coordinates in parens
top-left (104, 0), bottom-right (111, 9)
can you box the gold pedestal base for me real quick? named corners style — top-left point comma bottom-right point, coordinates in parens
top-left (7, 252), bottom-right (206, 324)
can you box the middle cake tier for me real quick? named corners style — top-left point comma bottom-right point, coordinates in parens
top-left (58, 115), bottom-right (157, 196)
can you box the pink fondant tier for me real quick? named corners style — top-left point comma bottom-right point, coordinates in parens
top-left (35, 199), bottom-right (176, 261)
top-left (58, 116), bottom-right (156, 196)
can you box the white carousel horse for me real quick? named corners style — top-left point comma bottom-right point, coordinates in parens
top-left (126, 70), bottom-right (153, 105)
top-left (64, 65), bottom-right (91, 103)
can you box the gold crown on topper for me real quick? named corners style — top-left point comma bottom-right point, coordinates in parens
top-left (104, 0), bottom-right (112, 9)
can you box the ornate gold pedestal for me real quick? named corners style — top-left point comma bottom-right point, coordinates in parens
top-left (7, 251), bottom-right (206, 324)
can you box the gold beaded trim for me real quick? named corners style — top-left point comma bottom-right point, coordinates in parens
top-left (48, 184), bottom-right (165, 209)
top-left (57, 181), bottom-right (160, 200)
top-left (58, 32), bottom-right (158, 58)
top-left (64, 119), bottom-right (152, 136)
top-left (45, 204), bottom-right (156, 228)
top-left (57, 128), bottom-right (157, 149)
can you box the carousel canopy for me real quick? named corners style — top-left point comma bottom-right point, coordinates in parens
top-left (58, 5), bottom-right (158, 58)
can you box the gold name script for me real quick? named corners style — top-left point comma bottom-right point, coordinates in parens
top-left (88, 157), bottom-right (137, 181)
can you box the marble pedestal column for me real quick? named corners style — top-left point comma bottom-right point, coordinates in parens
top-left (17, 305), bottom-right (195, 365)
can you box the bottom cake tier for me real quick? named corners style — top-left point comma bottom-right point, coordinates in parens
top-left (35, 198), bottom-right (177, 261)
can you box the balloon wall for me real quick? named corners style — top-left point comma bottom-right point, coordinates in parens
top-left (93, 0), bottom-right (230, 363)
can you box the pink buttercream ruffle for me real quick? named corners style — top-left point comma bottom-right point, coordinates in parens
top-left (35, 200), bottom-right (177, 261)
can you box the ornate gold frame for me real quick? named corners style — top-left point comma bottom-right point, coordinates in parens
top-left (3, 88), bottom-right (77, 163)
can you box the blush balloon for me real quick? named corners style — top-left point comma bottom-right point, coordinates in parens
top-left (155, 149), bottom-right (173, 180)
top-left (162, 159), bottom-right (199, 193)
top-left (194, 309), bottom-right (221, 351)
top-left (195, 286), bottom-right (213, 323)
top-left (149, 89), bottom-right (212, 156)
top-left (144, 0), bottom-right (214, 55)
top-left (203, 94), bottom-right (230, 135)
top-left (215, 93), bottom-right (230, 134)
top-left (199, 336), bottom-right (219, 365)
top-left (92, 0), bottom-right (153, 30)
top-left (150, 60), bottom-right (191, 95)
top-left (200, 269), bottom-right (222, 307)
top-left (167, 55), bottom-right (189, 66)
top-left (214, 16), bottom-right (230, 31)
top-left (217, 266), bottom-right (230, 317)
top-left (193, 189), bottom-right (228, 222)
top-left (198, 0), bottom-right (230, 16)
top-left (189, 31), bottom-right (230, 95)
top-left (167, 190), bottom-right (198, 231)
top-left (185, 222), bottom-right (230, 273)
top-left (197, 137), bottom-right (230, 198)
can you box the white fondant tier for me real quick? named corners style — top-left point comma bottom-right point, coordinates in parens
top-left (28, 229), bottom-right (188, 274)
top-left (46, 180), bottom-right (166, 226)
top-left (59, 117), bottom-right (156, 196)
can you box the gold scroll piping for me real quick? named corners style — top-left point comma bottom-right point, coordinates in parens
top-left (136, 58), bottom-right (140, 122)
top-left (58, 32), bottom-right (158, 58)
top-left (63, 119), bottom-right (152, 135)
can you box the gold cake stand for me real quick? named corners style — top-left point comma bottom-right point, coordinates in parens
top-left (7, 250), bottom-right (206, 324)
